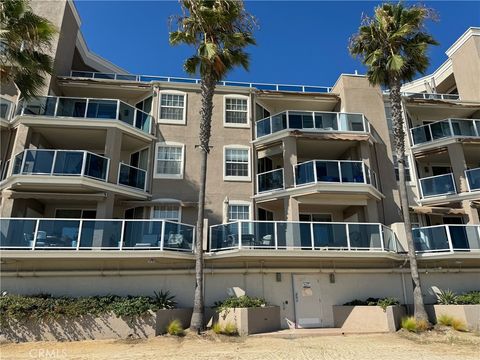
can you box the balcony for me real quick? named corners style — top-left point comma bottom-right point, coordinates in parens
top-left (69, 70), bottom-right (332, 93)
top-left (419, 173), bottom-right (456, 198)
top-left (255, 111), bottom-right (369, 139)
top-left (9, 149), bottom-right (109, 182)
top-left (15, 96), bottom-right (153, 135)
top-left (0, 218), bottom-right (194, 252)
top-left (402, 92), bottom-right (460, 101)
top-left (413, 225), bottom-right (480, 254)
top-left (210, 221), bottom-right (401, 253)
top-left (257, 168), bottom-right (284, 193)
top-left (118, 163), bottom-right (147, 192)
top-left (466, 168), bottom-right (480, 192)
top-left (410, 118), bottom-right (480, 147)
top-left (294, 160), bottom-right (377, 188)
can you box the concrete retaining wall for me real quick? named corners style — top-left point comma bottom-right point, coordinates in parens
top-left (333, 305), bottom-right (406, 332)
top-left (215, 306), bottom-right (281, 335)
top-left (426, 304), bottom-right (480, 331)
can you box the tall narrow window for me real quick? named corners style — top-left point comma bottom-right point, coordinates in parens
top-left (159, 91), bottom-right (186, 124)
top-left (154, 143), bottom-right (184, 179)
top-left (393, 154), bottom-right (411, 182)
top-left (224, 95), bottom-right (248, 126)
top-left (224, 146), bottom-right (250, 181)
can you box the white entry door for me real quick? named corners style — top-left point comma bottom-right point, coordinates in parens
top-left (293, 274), bottom-right (323, 328)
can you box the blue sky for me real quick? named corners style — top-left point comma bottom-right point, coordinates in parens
top-left (74, 1), bottom-right (479, 87)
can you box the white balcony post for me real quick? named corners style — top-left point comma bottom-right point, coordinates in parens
top-left (80, 151), bottom-right (87, 177)
top-left (473, 121), bottom-right (479, 137)
top-left (312, 111), bottom-right (316, 129)
top-left (20, 150), bottom-right (27, 174)
top-left (286, 111), bottom-right (290, 129)
top-left (160, 221), bottom-right (165, 251)
top-left (116, 100), bottom-right (120, 120)
top-left (313, 160), bottom-right (318, 184)
top-left (338, 161), bottom-right (343, 183)
top-left (269, 116), bottom-right (273, 135)
top-left (380, 225), bottom-right (385, 251)
top-left (445, 225), bottom-right (454, 253)
top-left (32, 219), bottom-right (40, 250)
top-left (427, 124), bottom-right (433, 142)
top-left (346, 223), bottom-right (351, 251)
top-left (119, 220), bottom-right (125, 250)
top-left (238, 221), bottom-right (243, 249)
top-left (53, 97), bottom-right (59, 117)
top-left (274, 222), bottom-right (278, 250)
top-left (76, 220), bottom-right (83, 250)
top-left (450, 173), bottom-right (457, 194)
top-left (310, 222), bottom-right (315, 250)
top-left (84, 98), bottom-right (89, 118)
top-left (50, 150), bottom-right (57, 175)
top-left (336, 113), bottom-right (341, 131)
top-left (448, 119), bottom-right (455, 137)
top-left (256, 173), bottom-right (260, 194)
top-left (362, 162), bottom-right (368, 184)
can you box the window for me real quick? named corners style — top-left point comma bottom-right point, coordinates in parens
top-left (393, 154), bottom-right (411, 182)
top-left (410, 213), bottom-right (420, 228)
top-left (130, 148), bottom-right (149, 170)
top-left (154, 143), bottom-right (184, 179)
top-left (55, 209), bottom-right (96, 219)
top-left (224, 95), bottom-right (249, 126)
top-left (159, 91), bottom-right (186, 124)
top-left (228, 204), bottom-right (250, 221)
top-left (299, 214), bottom-right (332, 222)
top-left (152, 204), bottom-right (181, 222)
top-left (224, 146), bottom-right (250, 181)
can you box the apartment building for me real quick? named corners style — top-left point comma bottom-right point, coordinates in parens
top-left (0, 2), bottom-right (478, 329)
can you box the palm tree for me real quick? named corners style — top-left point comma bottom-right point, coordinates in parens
top-left (0, 0), bottom-right (56, 99)
top-left (350, 2), bottom-right (438, 322)
top-left (169, 0), bottom-right (256, 331)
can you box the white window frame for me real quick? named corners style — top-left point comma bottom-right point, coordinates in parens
top-left (223, 94), bottom-right (250, 128)
top-left (223, 145), bottom-right (251, 182)
top-left (158, 90), bottom-right (187, 125)
top-left (154, 141), bottom-right (185, 179)
top-left (225, 200), bottom-right (252, 222)
top-left (150, 203), bottom-right (182, 223)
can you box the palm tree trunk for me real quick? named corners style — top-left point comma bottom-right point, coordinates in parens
top-left (390, 77), bottom-right (429, 323)
top-left (190, 72), bottom-right (216, 332)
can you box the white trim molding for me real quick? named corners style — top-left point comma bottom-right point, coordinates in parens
top-left (446, 27), bottom-right (480, 57)
top-left (223, 145), bottom-right (251, 182)
top-left (153, 141), bottom-right (185, 179)
top-left (223, 94), bottom-right (250, 128)
top-left (225, 200), bottom-right (252, 222)
top-left (158, 90), bottom-right (187, 125)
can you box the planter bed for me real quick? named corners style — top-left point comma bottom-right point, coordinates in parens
top-left (333, 305), bottom-right (406, 333)
top-left (213, 306), bottom-right (281, 335)
top-left (426, 304), bottom-right (480, 331)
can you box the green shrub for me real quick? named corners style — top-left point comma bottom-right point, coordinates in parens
top-left (437, 289), bottom-right (458, 305)
top-left (153, 290), bottom-right (177, 310)
top-left (0, 291), bottom-right (176, 324)
top-left (377, 297), bottom-right (400, 310)
top-left (166, 319), bottom-right (185, 336)
top-left (214, 295), bottom-right (266, 312)
top-left (457, 291), bottom-right (480, 305)
top-left (343, 297), bottom-right (399, 310)
top-left (437, 314), bottom-right (454, 326)
top-left (401, 316), bottom-right (430, 333)
top-left (212, 322), bottom-right (223, 334)
top-left (223, 322), bottom-right (238, 336)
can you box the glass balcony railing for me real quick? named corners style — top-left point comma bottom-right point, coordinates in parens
top-left (15, 96), bottom-right (153, 134)
top-left (10, 149), bottom-right (109, 181)
top-left (118, 163), bottom-right (147, 191)
top-left (294, 160), bottom-right (377, 188)
top-left (0, 218), bottom-right (195, 252)
top-left (410, 118), bottom-right (480, 146)
top-left (413, 225), bottom-right (480, 253)
top-left (466, 168), bottom-right (480, 192)
top-left (69, 70), bottom-right (332, 93)
top-left (419, 173), bottom-right (456, 198)
top-left (209, 221), bottom-right (402, 252)
top-left (402, 92), bottom-right (460, 101)
top-left (255, 111), bottom-right (369, 139)
top-left (0, 97), bottom-right (14, 120)
top-left (257, 168), bottom-right (284, 193)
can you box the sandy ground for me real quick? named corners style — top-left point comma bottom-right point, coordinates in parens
top-left (1, 331), bottom-right (479, 360)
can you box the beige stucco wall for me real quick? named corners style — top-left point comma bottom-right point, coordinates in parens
top-left (449, 35), bottom-right (480, 102)
top-left (333, 305), bottom-right (406, 332)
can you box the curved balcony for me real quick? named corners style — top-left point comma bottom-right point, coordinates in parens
top-left (15, 96), bottom-right (153, 135)
top-left (410, 118), bottom-right (480, 147)
top-left (210, 221), bottom-right (402, 253)
top-left (0, 218), bottom-right (194, 252)
top-left (255, 111), bottom-right (369, 140)
top-left (413, 225), bottom-right (480, 254)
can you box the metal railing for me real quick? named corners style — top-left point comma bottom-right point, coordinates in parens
top-left (294, 160), bottom-right (377, 188)
top-left (466, 167), bottom-right (480, 192)
top-left (10, 149), bottom-right (109, 182)
top-left (15, 96), bottom-right (153, 134)
top-left (0, 97), bottom-right (14, 121)
top-left (413, 225), bottom-right (480, 253)
top-left (117, 163), bottom-right (147, 191)
top-left (257, 168), bottom-right (284, 193)
top-left (410, 118), bottom-right (480, 146)
top-left (255, 110), bottom-right (369, 139)
top-left (402, 92), bottom-right (460, 101)
top-left (418, 173), bottom-right (456, 198)
top-left (209, 221), bottom-right (402, 253)
top-left (69, 70), bottom-right (332, 94)
top-left (0, 218), bottom-right (195, 252)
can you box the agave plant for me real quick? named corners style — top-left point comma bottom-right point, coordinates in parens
top-left (437, 289), bottom-right (458, 305)
top-left (153, 290), bottom-right (177, 310)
